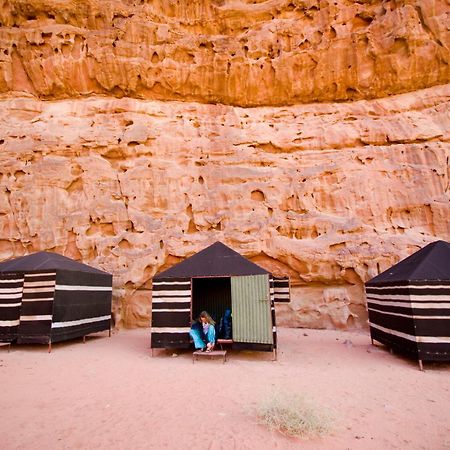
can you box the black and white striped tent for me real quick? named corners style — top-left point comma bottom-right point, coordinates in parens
top-left (0, 252), bottom-right (112, 348)
top-left (151, 241), bottom-right (290, 353)
top-left (365, 240), bottom-right (450, 367)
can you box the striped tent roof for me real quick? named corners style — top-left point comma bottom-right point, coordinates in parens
top-left (0, 252), bottom-right (110, 275)
top-left (154, 241), bottom-right (269, 279)
top-left (366, 240), bottom-right (450, 286)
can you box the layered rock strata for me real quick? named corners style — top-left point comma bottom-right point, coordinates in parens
top-left (0, 0), bottom-right (449, 106)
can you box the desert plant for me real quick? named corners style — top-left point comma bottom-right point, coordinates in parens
top-left (256, 390), bottom-right (334, 438)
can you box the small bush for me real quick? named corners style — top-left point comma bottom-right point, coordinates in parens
top-left (256, 390), bottom-right (334, 438)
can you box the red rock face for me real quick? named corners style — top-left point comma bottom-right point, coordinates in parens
top-left (0, 1), bottom-right (449, 329)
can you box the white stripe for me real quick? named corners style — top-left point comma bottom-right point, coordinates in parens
top-left (19, 315), bottom-right (52, 321)
top-left (52, 315), bottom-right (111, 328)
top-left (22, 297), bottom-right (54, 302)
top-left (23, 280), bottom-right (56, 287)
top-left (0, 279), bottom-right (23, 283)
top-left (55, 285), bottom-right (112, 291)
top-left (367, 293), bottom-right (450, 301)
top-left (0, 319), bottom-right (19, 326)
top-left (22, 288), bottom-right (55, 294)
top-left (274, 287), bottom-right (290, 293)
top-left (370, 322), bottom-right (450, 344)
top-left (368, 307), bottom-right (450, 320)
top-left (0, 303), bottom-right (21, 307)
top-left (367, 284), bottom-right (450, 291)
top-left (152, 309), bottom-right (190, 312)
top-left (25, 272), bottom-right (56, 277)
top-left (152, 290), bottom-right (191, 296)
top-left (368, 299), bottom-right (450, 309)
top-left (0, 293), bottom-right (23, 299)
top-left (272, 327), bottom-right (277, 332)
top-left (0, 288), bottom-right (23, 293)
top-left (152, 298), bottom-right (190, 303)
top-left (151, 327), bottom-right (190, 333)
top-left (153, 281), bottom-right (190, 286)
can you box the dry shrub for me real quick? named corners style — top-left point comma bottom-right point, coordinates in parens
top-left (256, 390), bottom-right (334, 438)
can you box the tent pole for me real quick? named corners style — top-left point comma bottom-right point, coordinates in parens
top-left (272, 348), bottom-right (277, 361)
top-left (48, 342), bottom-right (52, 353)
top-left (418, 359), bottom-right (424, 371)
top-left (83, 335), bottom-right (86, 344)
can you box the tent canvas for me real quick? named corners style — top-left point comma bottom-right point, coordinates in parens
top-left (151, 242), bottom-right (289, 352)
top-left (365, 240), bottom-right (450, 364)
top-left (0, 252), bottom-right (112, 346)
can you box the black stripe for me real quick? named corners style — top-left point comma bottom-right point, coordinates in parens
top-left (0, 326), bottom-right (18, 341)
top-left (371, 304), bottom-right (450, 316)
top-left (0, 306), bottom-right (21, 320)
top-left (152, 285), bottom-right (191, 292)
top-left (24, 274), bottom-right (56, 282)
top-left (368, 287), bottom-right (450, 296)
top-left (56, 271), bottom-right (112, 287)
top-left (18, 320), bottom-right (52, 336)
top-left (368, 310), bottom-right (417, 336)
top-left (151, 332), bottom-right (190, 348)
top-left (152, 311), bottom-right (190, 328)
top-left (152, 302), bottom-right (190, 310)
top-left (370, 327), bottom-right (419, 357)
top-left (368, 303), bottom-right (414, 315)
top-left (417, 343), bottom-right (450, 361)
top-left (367, 280), bottom-right (450, 288)
top-left (22, 291), bottom-right (55, 299)
top-left (0, 282), bottom-right (23, 288)
top-left (52, 290), bottom-right (112, 322)
top-left (0, 297), bottom-right (23, 305)
top-left (50, 319), bottom-right (111, 343)
top-left (20, 301), bottom-right (53, 316)
top-left (17, 334), bottom-right (51, 344)
top-left (414, 319), bottom-right (450, 337)
top-left (153, 277), bottom-right (190, 284)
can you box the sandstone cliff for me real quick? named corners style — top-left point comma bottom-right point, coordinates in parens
top-left (0, 0), bottom-right (449, 329)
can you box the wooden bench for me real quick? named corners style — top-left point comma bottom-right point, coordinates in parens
top-left (193, 349), bottom-right (227, 364)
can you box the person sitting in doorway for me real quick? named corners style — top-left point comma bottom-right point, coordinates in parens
top-left (190, 311), bottom-right (216, 352)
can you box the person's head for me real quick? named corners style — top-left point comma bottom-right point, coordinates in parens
top-left (199, 311), bottom-right (215, 325)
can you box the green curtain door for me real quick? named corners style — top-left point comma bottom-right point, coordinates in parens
top-left (230, 274), bottom-right (273, 345)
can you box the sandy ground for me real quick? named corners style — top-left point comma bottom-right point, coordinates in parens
top-left (1, 327), bottom-right (449, 450)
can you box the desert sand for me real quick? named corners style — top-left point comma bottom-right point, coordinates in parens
top-left (1, 327), bottom-right (449, 450)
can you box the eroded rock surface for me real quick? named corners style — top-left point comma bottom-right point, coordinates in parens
top-left (1, 85), bottom-right (449, 328)
top-left (0, 0), bottom-right (449, 105)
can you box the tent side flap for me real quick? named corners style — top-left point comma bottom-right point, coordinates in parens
top-left (231, 274), bottom-right (273, 346)
top-left (0, 273), bottom-right (24, 342)
top-left (366, 282), bottom-right (450, 361)
top-left (17, 271), bottom-right (56, 344)
top-left (273, 277), bottom-right (290, 303)
top-left (151, 277), bottom-right (191, 348)
top-left (50, 271), bottom-right (112, 343)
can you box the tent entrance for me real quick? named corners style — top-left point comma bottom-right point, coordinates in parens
top-left (191, 277), bottom-right (231, 325)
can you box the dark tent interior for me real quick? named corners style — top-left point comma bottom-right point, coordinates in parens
top-left (192, 277), bottom-right (231, 326)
